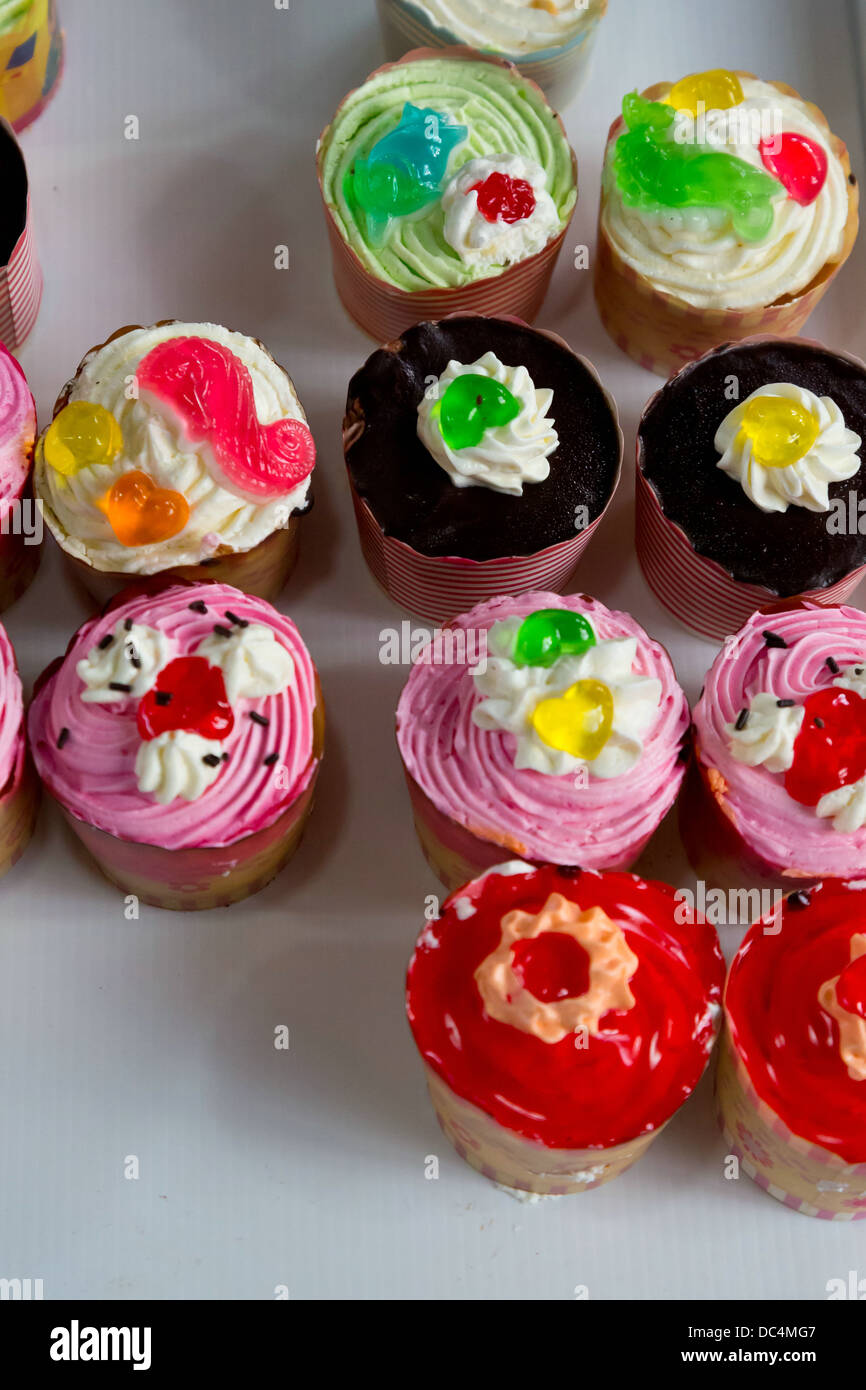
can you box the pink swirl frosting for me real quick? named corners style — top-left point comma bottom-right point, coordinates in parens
top-left (0, 343), bottom-right (35, 511)
top-left (396, 592), bottom-right (689, 867)
top-left (28, 583), bottom-right (320, 850)
top-left (0, 619), bottom-right (24, 792)
top-left (694, 605), bottom-right (866, 879)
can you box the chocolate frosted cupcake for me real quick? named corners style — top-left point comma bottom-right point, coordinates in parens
top-left (344, 315), bottom-right (622, 621)
top-left (636, 337), bottom-right (866, 641)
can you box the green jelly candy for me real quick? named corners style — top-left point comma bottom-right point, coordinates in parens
top-left (435, 373), bottom-right (522, 450)
top-left (349, 103), bottom-right (468, 246)
top-left (513, 609), bottom-right (596, 668)
top-left (613, 92), bottom-right (780, 243)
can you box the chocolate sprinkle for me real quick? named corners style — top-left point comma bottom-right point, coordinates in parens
top-left (763, 631), bottom-right (788, 649)
top-left (98, 634), bottom-right (114, 650)
top-left (202, 753), bottom-right (221, 768)
top-left (124, 618), bottom-right (133, 632)
top-left (213, 624), bottom-right (233, 639)
top-left (815, 716), bottom-right (825, 728)
top-left (856, 668), bottom-right (864, 676)
top-left (263, 752), bottom-right (279, 766)
top-left (735, 708), bottom-right (749, 731)
top-left (787, 890), bottom-right (811, 911)
top-left (249, 711), bottom-right (269, 727)
top-left (826, 656), bottom-right (840, 675)
top-left (189, 600), bottom-right (208, 614)
top-left (109, 682), bottom-right (132, 693)
top-left (57, 727), bottom-right (70, 749)
top-left (776, 698), bottom-right (795, 708)
top-left (225, 611), bottom-right (248, 628)
top-left (222, 752), bottom-right (230, 762)
top-left (155, 691), bottom-right (172, 706)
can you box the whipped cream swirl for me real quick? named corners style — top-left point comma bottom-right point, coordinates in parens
top-left (441, 154), bottom-right (560, 269)
top-left (416, 352), bottom-right (557, 496)
top-left (408, 0), bottom-right (604, 56)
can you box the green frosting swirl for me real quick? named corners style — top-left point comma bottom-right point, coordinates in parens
top-left (0, 0), bottom-right (34, 36)
top-left (319, 56), bottom-right (576, 290)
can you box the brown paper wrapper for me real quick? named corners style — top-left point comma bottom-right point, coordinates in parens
top-left (49, 687), bottom-right (325, 912)
top-left (0, 738), bottom-right (39, 880)
top-left (317, 47), bottom-right (578, 342)
top-left (36, 320), bottom-right (310, 604)
top-left (594, 75), bottom-right (860, 377)
top-left (426, 1064), bottom-right (659, 1195)
top-left (716, 1027), bottom-right (866, 1219)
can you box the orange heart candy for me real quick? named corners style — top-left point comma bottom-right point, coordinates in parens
top-left (103, 470), bottom-right (190, 547)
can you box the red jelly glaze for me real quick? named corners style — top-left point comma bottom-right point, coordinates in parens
top-left (785, 687), bottom-right (866, 806)
top-left (469, 172), bottom-right (537, 224)
top-left (137, 656), bottom-right (234, 742)
top-left (837, 954), bottom-right (866, 1020)
top-left (726, 881), bottom-right (866, 1164)
top-left (406, 865), bottom-right (724, 1150)
top-left (137, 337), bottom-right (316, 501)
top-left (758, 131), bottom-right (828, 206)
top-left (512, 932), bottom-right (591, 1004)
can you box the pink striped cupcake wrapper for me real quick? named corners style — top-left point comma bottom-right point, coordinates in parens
top-left (715, 1029), bottom-right (866, 1220)
top-left (375, 0), bottom-right (608, 110)
top-left (317, 47), bottom-right (577, 344)
top-left (635, 461), bottom-right (866, 644)
top-left (0, 123), bottom-right (41, 351)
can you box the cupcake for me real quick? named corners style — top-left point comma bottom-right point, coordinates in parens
top-left (28, 581), bottom-right (324, 911)
top-left (685, 605), bottom-right (866, 892)
top-left (0, 118), bottom-right (41, 350)
top-left (0, 342), bottom-right (39, 611)
top-left (0, 617), bottom-right (38, 878)
top-left (636, 337), bottom-right (866, 641)
top-left (718, 881), bottom-right (866, 1219)
top-left (595, 70), bottom-right (858, 376)
top-left (375, 1), bottom-right (608, 111)
top-left (407, 861), bottom-right (724, 1195)
top-left (33, 322), bottom-right (316, 606)
top-left (344, 316), bottom-right (621, 622)
top-left (318, 48), bottom-right (577, 341)
top-left (396, 592), bottom-right (689, 890)
top-left (0, 1), bottom-right (63, 133)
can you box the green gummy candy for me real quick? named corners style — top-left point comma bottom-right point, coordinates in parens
top-left (435, 374), bottom-right (521, 450)
top-left (513, 609), bottom-right (596, 668)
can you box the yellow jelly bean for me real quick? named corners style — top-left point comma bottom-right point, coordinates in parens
top-left (43, 401), bottom-right (123, 479)
top-left (738, 395), bottom-right (820, 469)
top-left (667, 69), bottom-right (744, 116)
top-left (530, 679), bottom-right (614, 762)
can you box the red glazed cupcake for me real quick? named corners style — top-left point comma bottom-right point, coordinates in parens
top-left (718, 880), bottom-right (866, 1219)
top-left (407, 862), bottom-right (724, 1195)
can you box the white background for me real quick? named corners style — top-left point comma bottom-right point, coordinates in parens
top-left (1, 0), bottom-right (865, 1300)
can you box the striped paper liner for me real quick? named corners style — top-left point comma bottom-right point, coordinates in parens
top-left (375, 0), bottom-right (608, 110)
top-left (594, 76), bottom-right (860, 378)
top-left (0, 0), bottom-right (64, 134)
top-left (715, 1028), bottom-right (866, 1220)
top-left (635, 462), bottom-right (866, 644)
top-left (0, 185), bottom-right (41, 352)
top-left (317, 47), bottom-right (577, 343)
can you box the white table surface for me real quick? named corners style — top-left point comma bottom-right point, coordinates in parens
top-left (1, 0), bottom-right (865, 1301)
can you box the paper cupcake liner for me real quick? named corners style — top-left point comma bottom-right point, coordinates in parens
top-left (0, 122), bottom-right (42, 351)
top-left (715, 1028), bottom-right (866, 1220)
top-left (54, 517), bottom-right (300, 609)
top-left (47, 690), bottom-right (324, 912)
top-left (635, 449), bottom-right (866, 645)
top-left (0, 0), bottom-right (63, 134)
top-left (0, 738), bottom-right (39, 880)
top-left (38, 320), bottom-right (309, 602)
top-left (425, 1063), bottom-right (658, 1195)
top-left (0, 476), bottom-right (40, 613)
top-left (375, 0), bottom-right (608, 110)
top-left (317, 47), bottom-right (577, 343)
top-left (594, 76), bottom-right (860, 378)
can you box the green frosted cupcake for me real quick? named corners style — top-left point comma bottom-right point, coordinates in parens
top-left (317, 47), bottom-right (577, 340)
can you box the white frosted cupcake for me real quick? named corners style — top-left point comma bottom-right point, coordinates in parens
top-left (34, 321), bottom-right (317, 604)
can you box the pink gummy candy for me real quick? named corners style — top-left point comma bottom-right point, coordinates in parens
top-left (136, 336), bottom-right (316, 502)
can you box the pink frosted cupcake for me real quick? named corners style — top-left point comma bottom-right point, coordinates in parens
top-left (686, 604), bottom-right (866, 891)
top-left (0, 617), bottom-right (38, 878)
top-left (0, 342), bottom-right (39, 611)
top-left (396, 592), bottom-right (690, 890)
top-left (28, 581), bottom-right (324, 910)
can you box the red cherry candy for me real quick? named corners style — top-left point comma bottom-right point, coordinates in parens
top-left (758, 131), bottom-right (828, 206)
top-left (469, 172), bottom-right (537, 224)
top-left (511, 932), bottom-right (591, 1003)
top-left (137, 656), bottom-right (234, 742)
top-left (784, 687), bottom-right (866, 806)
top-left (837, 953), bottom-right (866, 1019)
top-left (137, 337), bottom-right (316, 502)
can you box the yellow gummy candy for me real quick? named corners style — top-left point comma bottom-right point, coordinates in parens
top-left (667, 69), bottom-right (744, 116)
top-left (738, 395), bottom-right (820, 469)
top-left (43, 401), bottom-right (123, 479)
top-left (531, 679), bottom-right (614, 761)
